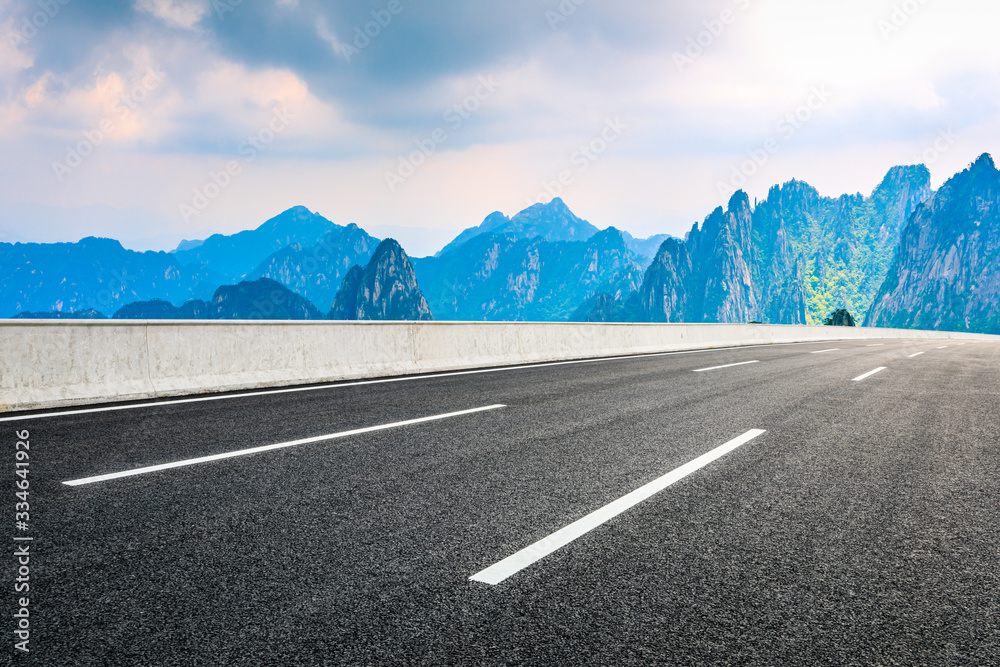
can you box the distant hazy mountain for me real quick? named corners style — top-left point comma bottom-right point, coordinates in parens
top-left (248, 223), bottom-right (381, 311)
top-left (173, 206), bottom-right (343, 283)
top-left (0, 236), bottom-right (221, 317)
top-left (437, 198), bottom-right (601, 256)
top-left (174, 239), bottom-right (204, 252)
top-left (10, 159), bottom-right (996, 331)
top-left (414, 225), bottom-right (645, 321)
top-left (437, 211), bottom-right (513, 256)
top-left (0, 207), bottom-right (383, 319)
top-left (329, 239), bottom-right (432, 320)
top-left (620, 231), bottom-right (674, 262)
top-left (0, 200), bottom-right (676, 323)
top-left (866, 154), bottom-right (1000, 333)
top-left (113, 278), bottom-right (323, 320)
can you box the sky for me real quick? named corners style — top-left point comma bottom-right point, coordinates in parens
top-left (0, 0), bottom-right (996, 256)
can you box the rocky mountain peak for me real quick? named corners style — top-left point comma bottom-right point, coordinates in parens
top-left (330, 239), bottom-right (432, 321)
top-left (587, 226), bottom-right (628, 249)
top-left (727, 189), bottom-right (752, 214)
top-left (438, 198), bottom-right (600, 257)
top-left (866, 152), bottom-right (1000, 332)
top-left (936, 153), bottom-right (998, 206)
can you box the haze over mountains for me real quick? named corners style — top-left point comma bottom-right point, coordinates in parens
top-left (2, 156), bottom-right (999, 333)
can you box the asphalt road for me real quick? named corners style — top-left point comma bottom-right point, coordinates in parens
top-left (5, 338), bottom-right (1000, 665)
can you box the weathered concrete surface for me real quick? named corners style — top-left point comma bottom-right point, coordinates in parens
top-left (1, 320), bottom-right (993, 413)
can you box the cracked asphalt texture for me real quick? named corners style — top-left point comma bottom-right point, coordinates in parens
top-left (8, 338), bottom-right (1000, 665)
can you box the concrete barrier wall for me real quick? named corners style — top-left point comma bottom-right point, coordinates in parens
top-left (1, 320), bottom-right (994, 413)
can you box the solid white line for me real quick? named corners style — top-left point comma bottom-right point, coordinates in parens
top-left (866, 344), bottom-right (885, 347)
top-left (852, 367), bottom-right (886, 382)
top-left (692, 360), bottom-right (759, 373)
top-left (1, 341), bottom-right (832, 423)
top-left (63, 404), bottom-right (506, 486)
top-left (908, 352), bottom-right (925, 358)
top-left (470, 429), bottom-right (766, 585)
top-left (936, 346), bottom-right (949, 349)
top-left (811, 348), bottom-right (840, 354)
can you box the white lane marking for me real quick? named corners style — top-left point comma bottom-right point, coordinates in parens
top-left (692, 360), bottom-right (759, 373)
top-left (908, 352), bottom-right (925, 358)
top-left (852, 367), bottom-right (886, 382)
top-left (811, 348), bottom-right (840, 354)
top-left (63, 404), bottom-right (506, 487)
top-left (866, 344), bottom-right (885, 347)
top-left (2, 341), bottom-right (834, 423)
top-left (470, 429), bottom-right (767, 586)
top-left (936, 346), bottom-right (949, 349)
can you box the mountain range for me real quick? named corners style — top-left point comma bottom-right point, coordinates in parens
top-left (0, 236), bottom-right (220, 317)
top-left (437, 198), bottom-right (669, 262)
top-left (582, 163), bottom-right (932, 324)
top-left (2, 155), bottom-right (998, 334)
top-left (866, 154), bottom-right (1000, 333)
top-left (413, 225), bottom-right (646, 321)
top-left (172, 205), bottom-right (345, 283)
top-left (113, 279), bottom-right (325, 320)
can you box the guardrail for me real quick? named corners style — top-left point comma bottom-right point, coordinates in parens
top-left (0, 320), bottom-right (993, 413)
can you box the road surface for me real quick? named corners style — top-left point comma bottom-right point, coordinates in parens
top-left (5, 338), bottom-right (999, 665)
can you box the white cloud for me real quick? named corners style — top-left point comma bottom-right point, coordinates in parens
top-left (4, 0), bottom-right (1000, 250)
top-left (186, 58), bottom-right (379, 155)
top-left (134, 0), bottom-right (209, 30)
top-left (5, 45), bottom-right (172, 146)
top-left (0, 17), bottom-right (33, 75)
top-left (316, 16), bottom-right (354, 62)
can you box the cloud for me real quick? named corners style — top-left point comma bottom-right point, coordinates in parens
top-left (315, 15), bottom-right (354, 62)
top-left (0, 16), bottom-right (34, 74)
top-left (2, 0), bottom-right (1000, 251)
top-left (134, 0), bottom-right (208, 30)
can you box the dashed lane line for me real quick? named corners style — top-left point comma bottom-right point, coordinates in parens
top-left (470, 429), bottom-right (767, 585)
top-left (692, 361), bottom-right (760, 373)
top-left (852, 367), bottom-right (887, 382)
top-left (63, 404), bottom-right (506, 486)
